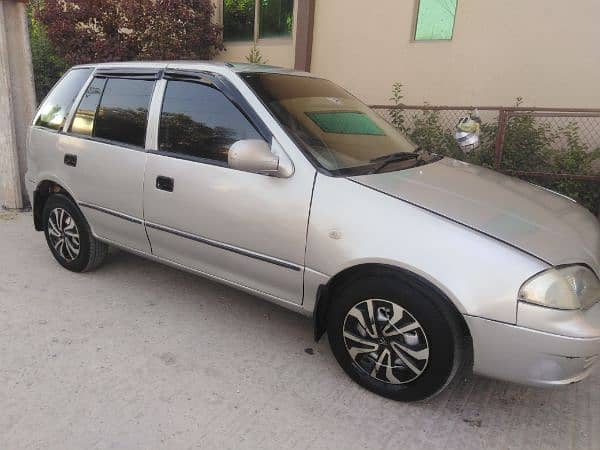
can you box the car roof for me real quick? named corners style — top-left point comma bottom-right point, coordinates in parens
top-left (72, 60), bottom-right (314, 77)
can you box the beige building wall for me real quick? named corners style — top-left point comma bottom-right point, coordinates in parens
top-left (216, 0), bottom-right (600, 108)
top-left (213, 0), bottom-right (296, 68)
top-left (216, 39), bottom-right (295, 68)
top-left (311, 0), bottom-right (600, 107)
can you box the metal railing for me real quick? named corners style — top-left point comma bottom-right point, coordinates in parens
top-left (370, 104), bottom-right (600, 215)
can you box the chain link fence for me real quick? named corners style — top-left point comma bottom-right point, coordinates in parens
top-left (371, 104), bottom-right (600, 216)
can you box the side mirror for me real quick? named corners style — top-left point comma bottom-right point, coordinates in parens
top-left (228, 139), bottom-right (280, 175)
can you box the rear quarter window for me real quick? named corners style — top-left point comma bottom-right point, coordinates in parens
top-left (35, 68), bottom-right (93, 131)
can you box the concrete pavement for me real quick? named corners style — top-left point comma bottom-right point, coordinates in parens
top-left (1, 211), bottom-right (599, 450)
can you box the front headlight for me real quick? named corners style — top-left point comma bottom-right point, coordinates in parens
top-left (518, 265), bottom-right (600, 310)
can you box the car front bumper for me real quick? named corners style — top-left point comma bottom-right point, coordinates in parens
top-left (465, 301), bottom-right (600, 386)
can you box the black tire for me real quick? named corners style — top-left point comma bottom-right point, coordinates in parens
top-left (42, 194), bottom-right (108, 272)
top-left (327, 269), bottom-right (467, 402)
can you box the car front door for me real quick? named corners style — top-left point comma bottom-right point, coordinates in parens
top-left (61, 69), bottom-right (161, 253)
top-left (142, 72), bottom-right (315, 304)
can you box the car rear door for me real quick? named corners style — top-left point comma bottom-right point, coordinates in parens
top-left (60, 68), bottom-right (162, 253)
top-left (142, 71), bottom-right (315, 304)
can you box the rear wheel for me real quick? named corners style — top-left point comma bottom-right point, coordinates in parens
top-left (327, 271), bottom-right (466, 401)
top-left (43, 194), bottom-right (108, 272)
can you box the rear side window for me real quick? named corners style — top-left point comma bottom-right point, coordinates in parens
top-left (158, 80), bottom-right (262, 163)
top-left (93, 78), bottom-right (155, 148)
top-left (70, 78), bottom-right (107, 136)
top-left (35, 68), bottom-right (93, 131)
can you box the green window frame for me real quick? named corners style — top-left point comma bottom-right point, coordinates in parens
top-left (223, 0), bottom-right (293, 42)
top-left (414, 0), bottom-right (457, 41)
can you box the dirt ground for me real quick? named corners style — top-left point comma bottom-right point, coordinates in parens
top-left (1, 211), bottom-right (599, 450)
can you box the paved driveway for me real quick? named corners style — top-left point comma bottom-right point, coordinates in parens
top-left (1, 211), bottom-right (599, 450)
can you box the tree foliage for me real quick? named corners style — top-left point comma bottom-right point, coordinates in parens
top-left (28, 4), bottom-right (69, 102)
top-left (389, 85), bottom-right (600, 215)
top-left (223, 0), bottom-right (255, 40)
top-left (33, 0), bottom-right (224, 65)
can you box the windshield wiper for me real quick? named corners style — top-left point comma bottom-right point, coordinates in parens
top-left (369, 151), bottom-right (420, 174)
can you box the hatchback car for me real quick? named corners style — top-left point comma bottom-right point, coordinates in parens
top-left (26, 62), bottom-right (600, 401)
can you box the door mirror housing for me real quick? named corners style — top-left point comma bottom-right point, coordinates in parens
top-left (228, 139), bottom-right (293, 177)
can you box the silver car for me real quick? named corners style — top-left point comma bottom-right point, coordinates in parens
top-left (26, 62), bottom-right (600, 401)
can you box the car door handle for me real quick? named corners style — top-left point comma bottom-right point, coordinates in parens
top-left (156, 176), bottom-right (174, 192)
top-left (64, 154), bottom-right (77, 167)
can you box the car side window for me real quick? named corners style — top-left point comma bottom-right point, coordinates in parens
top-left (70, 77), bottom-right (107, 136)
top-left (158, 80), bottom-right (263, 164)
top-left (93, 78), bottom-right (156, 148)
top-left (35, 68), bottom-right (93, 131)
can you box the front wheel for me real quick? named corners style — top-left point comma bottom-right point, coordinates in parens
top-left (42, 194), bottom-right (108, 272)
top-left (327, 271), bottom-right (467, 402)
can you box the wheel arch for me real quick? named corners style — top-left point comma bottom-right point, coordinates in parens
top-left (313, 263), bottom-right (472, 345)
top-left (33, 179), bottom-right (77, 231)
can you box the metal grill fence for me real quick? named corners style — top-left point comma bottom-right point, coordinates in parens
top-left (370, 104), bottom-right (600, 216)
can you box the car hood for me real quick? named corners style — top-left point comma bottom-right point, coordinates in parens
top-left (351, 158), bottom-right (600, 275)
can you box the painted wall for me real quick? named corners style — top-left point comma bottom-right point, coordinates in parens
top-left (213, 0), bottom-right (296, 68)
top-left (216, 39), bottom-right (295, 68)
top-left (310, 0), bottom-right (600, 107)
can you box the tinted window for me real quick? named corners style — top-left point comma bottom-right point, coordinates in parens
top-left (70, 78), bottom-right (107, 136)
top-left (35, 68), bottom-right (93, 131)
top-left (223, 0), bottom-right (255, 41)
top-left (259, 0), bottom-right (293, 38)
top-left (159, 80), bottom-right (262, 163)
top-left (223, 0), bottom-right (293, 41)
top-left (243, 73), bottom-right (428, 176)
top-left (94, 78), bottom-right (155, 147)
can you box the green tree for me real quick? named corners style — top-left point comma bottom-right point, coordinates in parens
top-left (33, 0), bottom-right (223, 65)
top-left (27, 2), bottom-right (69, 102)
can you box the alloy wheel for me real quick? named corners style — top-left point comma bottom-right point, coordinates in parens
top-left (343, 299), bottom-right (430, 384)
top-left (47, 207), bottom-right (81, 262)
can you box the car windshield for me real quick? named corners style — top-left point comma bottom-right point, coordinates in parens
top-left (241, 72), bottom-right (440, 176)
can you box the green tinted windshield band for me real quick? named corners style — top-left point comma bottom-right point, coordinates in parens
top-left (306, 111), bottom-right (385, 136)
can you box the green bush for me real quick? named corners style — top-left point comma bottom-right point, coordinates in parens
top-left (389, 83), bottom-right (600, 215)
top-left (28, 6), bottom-right (68, 102)
top-left (246, 44), bottom-right (269, 64)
